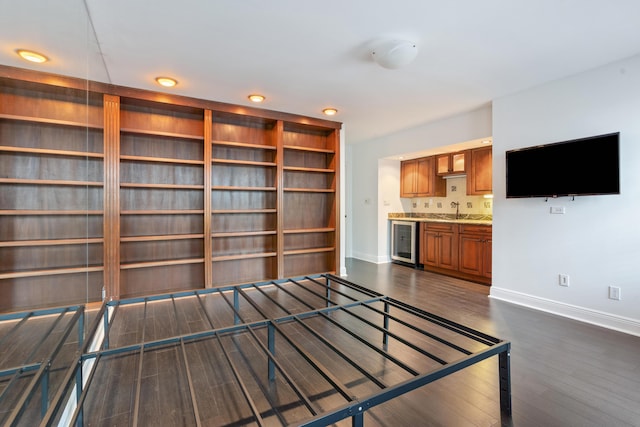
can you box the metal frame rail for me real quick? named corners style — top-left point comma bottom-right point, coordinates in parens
top-left (0, 305), bottom-right (88, 426)
top-left (18, 274), bottom-right (510, 426)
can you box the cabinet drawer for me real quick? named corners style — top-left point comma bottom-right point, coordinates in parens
top-left (459, 224), bottom-right (491, 235)
top-left (423, 222), bottom-right (457, 233)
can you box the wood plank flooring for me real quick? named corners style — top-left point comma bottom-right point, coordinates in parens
top-left (0, 309), bottom-right (84, 426)
top-left (3, 259), bottom-right (640, 426)
top-left (343, 259), bottom-right (640, 426)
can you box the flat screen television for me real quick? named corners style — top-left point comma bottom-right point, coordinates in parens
top-left (506, 132), bottom-right (620, 198)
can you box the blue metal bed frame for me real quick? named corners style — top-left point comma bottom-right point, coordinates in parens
top-left (1, 274), bottom-right (511, 426)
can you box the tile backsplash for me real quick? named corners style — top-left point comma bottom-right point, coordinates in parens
top-left (406, 176), bottom-right (492, 216)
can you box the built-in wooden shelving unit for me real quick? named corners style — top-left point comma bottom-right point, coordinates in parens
top-left (0, 78), bottom-right (105, 311)
top-left (116, 98), bottom-right (206, 298)
top-left (0, 66), bottom-right (341, 311)
top-left (210, 112), bottom-right (279, 285)
top-left (282, 123), bottom-right (338, 277)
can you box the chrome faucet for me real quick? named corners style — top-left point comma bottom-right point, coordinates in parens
top-left (450, 201), bottom-right (460, 219)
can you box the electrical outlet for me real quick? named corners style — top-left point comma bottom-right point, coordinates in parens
top-left (608, 286), bottom-right (621, 300)
top-left (559, 274), bottom-right (570, 287)
top-left (550, 206), bottom-right (566, 214)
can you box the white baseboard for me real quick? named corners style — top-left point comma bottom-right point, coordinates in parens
top-left (490, 287), bottom-right (640, 337)
top-left (351, 250), bottom-right (389, 264)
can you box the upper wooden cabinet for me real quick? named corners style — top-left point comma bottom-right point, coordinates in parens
top-left (436, 151), bottom-right (467, 176)
top-left (400, 157), bottom-right (445, 198)
top-left (467, 146), bottom-right (492, 195)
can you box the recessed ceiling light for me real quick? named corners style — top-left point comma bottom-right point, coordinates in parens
top-left (155, 77), bottom-right (178, 87)
top-left (248, 94), bottom-right (265, 103)
top-left (322, 108), bottom-right (338, 116)
top-left (16, 49), bottom-right (48, 63)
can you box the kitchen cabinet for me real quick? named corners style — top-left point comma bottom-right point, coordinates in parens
top-left (415, 221), bottom-right (491, 284)
top-left (420, 222), bottom-right (458, 270)
top-left (400, 159), bottom-right (418, 197)
top-left (467, 146), bottom-right (492, 195)
top-left (400, 156), bottom-right (445, 198)
top-left (436, 151), bottom-right (467, 176)
top-left (458, 224), bottom-right (492, 279)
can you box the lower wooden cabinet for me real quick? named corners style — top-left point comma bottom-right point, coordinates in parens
top-left (421, 223), bottom-right (458, 270)
top-left (420, 221), bottom-right (491, 284)
top-left (458, 224), bottom-right (492, 279)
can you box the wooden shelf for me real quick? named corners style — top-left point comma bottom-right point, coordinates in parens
top-left (283, 188), bottom-right (335, 193)
top-left (0, 145), bottom-right (104, 158)
top-left (121, 127), bottom-right (204, 141)
top-left (284, 247), bottom-right (335, 256)
top-left (212, 140), bottom-right (276, 150)
top-left (121, 234), bottom-right (204, 243)
top-left (212, 252), bottom-right (277, 262)
top-left (212, 230), bottom-right (276, 238)
top-left (0, 210), bottom-right (103, 216)
top-left (120, 210), bottom-right (205, 215)
top-left (284, 166), bottom-right (334, 173)
top-left (0, 178), bottom-right (103, 187)
top-left (212, 186), bottom-right (277, 192)
top-left (212, 158), bottom-right (277, 167)
top-left (120, 182), bottom-right (204, 190)
top-left (0, 265), bottom-right (104, 280)
top-left (284, 228), bottom-right (335, 234)
top-left (120, 154), bottom-right (204, 165)
top-left (212, 209), bottom-right (277, 214)
top-left (284, 145), bottom-right (335, 154)
top-left (120, 258), bottom-right (205, 270)
top-left (0, 113), bottom-right (103, 130)
top-left (0, 238), bottom-right (103, 248)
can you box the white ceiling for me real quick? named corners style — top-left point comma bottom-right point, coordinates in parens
top-left (2, 0), bottom-right (640, 145)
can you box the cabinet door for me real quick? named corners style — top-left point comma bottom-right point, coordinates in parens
top-left (423, 230), bottom-right (439, 267)
top-left (483, 237), bottom-right (492, 278)
top-left (416, 157), bottom-right (434, 196)
top-left (419, 224), bottom-right (427, 265)
top-left (436, 151), bottom-right (467, 175)
top-left (451, 151), bottom-right (466, 173)
top-left (468, 146), bottom-right (492, 195)
top-left (458, 234), bottom-right (484, 276)
top-left (400, 159), bottom-right (417, 197)
top-left (436, 154), bottom-right (450, 175)
top-left (438, 231), bottom-right (459, 270)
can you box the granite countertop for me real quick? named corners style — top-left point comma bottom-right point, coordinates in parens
top-left (388, 213), bottom-right (492, 225)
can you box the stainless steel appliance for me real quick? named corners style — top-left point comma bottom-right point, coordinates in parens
top-left (390, 220), bottom-right (418, 266)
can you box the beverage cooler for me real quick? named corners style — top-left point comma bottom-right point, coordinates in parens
top-left (390, 220), bottom-right (419, 267)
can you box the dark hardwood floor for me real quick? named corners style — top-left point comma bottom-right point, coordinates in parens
top-left (344, 258), bottom-right (640, 427)
top-left (3, 259), bottom-right (639, 426)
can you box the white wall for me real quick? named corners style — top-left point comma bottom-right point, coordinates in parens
top-left (348, 105), bottom-right (492, 264)
top-left (491, 54), bottom-right (640, 335)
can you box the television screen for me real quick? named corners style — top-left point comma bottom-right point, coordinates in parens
top-left (506, 132), bottom-right (620, 198)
